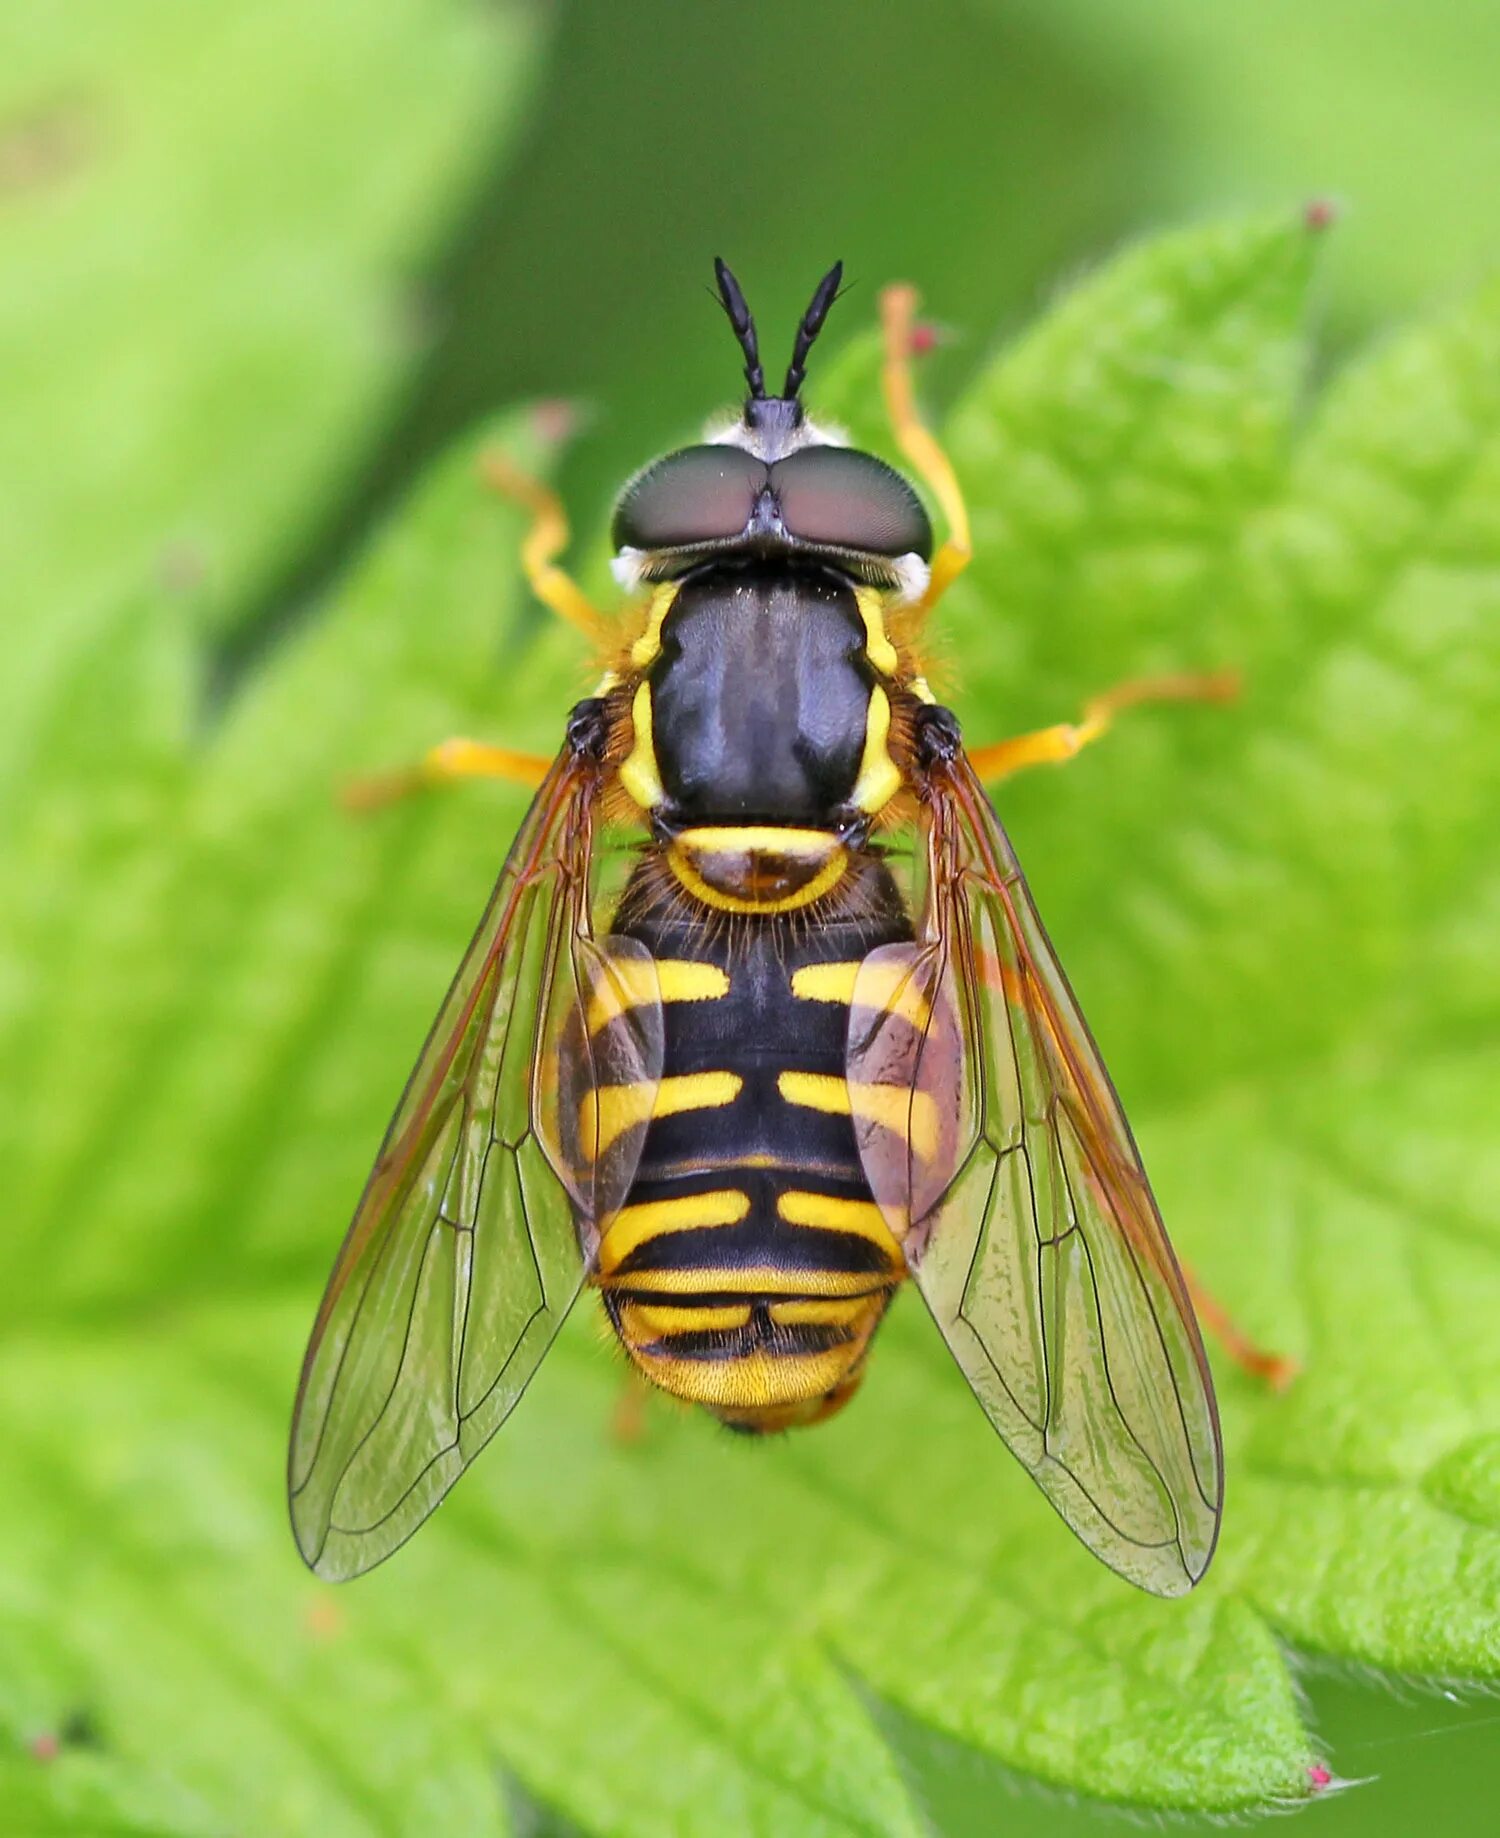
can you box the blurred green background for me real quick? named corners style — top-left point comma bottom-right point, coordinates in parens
top-left (233, 0), bottom-right (1500, 673)
top-left (5, 1), bottom-right (1499, 1832)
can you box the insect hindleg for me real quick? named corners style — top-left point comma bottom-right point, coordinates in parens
top-left (343, 738), bottom-right (550, 812)
top-left (610, 1366), bottom-right (652, 1445)
top-left (1182, 1263), bottom-right (1299, 1390)
top-left (481, 449), bottom-right (610, 643)
top-left (880, 283), bottom-right (971, 615)
top-left (969, 670), bottom-right (1240, 784)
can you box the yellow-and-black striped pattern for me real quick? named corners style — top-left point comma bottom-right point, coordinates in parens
top-left (588, 847), bottom-right (915, 1430)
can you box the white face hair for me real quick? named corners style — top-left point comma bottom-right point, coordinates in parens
top-left (701, 409), bottom-right (850, 461)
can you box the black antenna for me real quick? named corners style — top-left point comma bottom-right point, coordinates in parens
top-left (783, 261), bottom-right (843, 399)
top-left (713, 257), bottom-right (766, 400)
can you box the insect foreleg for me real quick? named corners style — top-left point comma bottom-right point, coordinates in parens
top-left (880, 282), bottom-right (970, 614)
top-left (481, 449), bottom-right (612, 642)
top-left (968, 669), bottom-right (1240, 784)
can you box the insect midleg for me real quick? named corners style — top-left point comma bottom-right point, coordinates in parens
top-left (480, 449), bottom-right (611, 642)
top-left (1182, 1262), bottom-right (1299, 1390)
top-left (967, 669), bottom-right (1242, 783)
top-left (880, 281), bottom-right (971, 614)
top-left (342, 738), bottom-right (552, 812)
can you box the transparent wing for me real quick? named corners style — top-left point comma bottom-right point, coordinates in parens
top-left (850, 754), bottom-right (1222, 1595)
top-left (288, 755), bottom-right (661, 1580)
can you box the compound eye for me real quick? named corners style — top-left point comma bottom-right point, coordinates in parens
top-left (771, 447), bottom-right (933, 559)
top-left (612, 445), bottom-right (767, 551)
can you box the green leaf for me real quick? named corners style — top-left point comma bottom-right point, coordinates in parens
top-left (0, 0), bottom-right (544, 798)
top-left (971, 0), bottom-right (1500, 327)
top-left (5, 211), bottom-right (1498, 1830)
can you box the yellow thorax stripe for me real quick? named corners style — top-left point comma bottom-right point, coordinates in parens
top-left (599, 1188), bottom-right (749, 1270)
top-left (790, 958), bottom-right (931, 1030)
top-left (586, 957), bottom-right (729, 1033)
top-left (579, 1071), bottom-right (742, 1160)
top-left (847, 684), bottom-right (903, 817)
top-left (618, 679), bottom-right (664, 809)
top-left (628, 582), bottom-right (679, 670)
top-left (854, 586), bottom-right (900, 678)
top-left (776, 1071), bottom-right (937, 1161)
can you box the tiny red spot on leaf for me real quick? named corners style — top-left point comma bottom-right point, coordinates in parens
top-left (531, 398), bottom-right (580, 445)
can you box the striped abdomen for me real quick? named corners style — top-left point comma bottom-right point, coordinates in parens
top-left (592, 850), bottom-right (913, 1431)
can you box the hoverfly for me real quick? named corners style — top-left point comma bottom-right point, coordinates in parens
top-left (290, 261), bottom-right (1258, 1595)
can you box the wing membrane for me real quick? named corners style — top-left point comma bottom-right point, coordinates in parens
top-left (289, 757), bottom-right (661, 1580)
top-left (850, 755), bottom-right (1221, 1595)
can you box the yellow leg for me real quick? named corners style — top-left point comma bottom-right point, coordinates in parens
top-left (969, 669), bottom-right (1240, 784)
top-left (479, 449), bottom-right (610, 644)
top-left (880, 283), bottom-right (971, 614)
top-left (343, 737), bottom-right (551, 812)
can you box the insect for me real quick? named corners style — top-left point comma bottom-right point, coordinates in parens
top-left (290, 260), bottom-right (1280, 1595)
